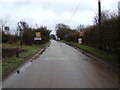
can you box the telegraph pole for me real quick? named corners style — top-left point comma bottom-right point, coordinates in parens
top-left (98, 0), bottom-right (102, 50)
top-left (98, 0), bottom-right (101, 26)
top-left (118, 2), bottom-right (120, 88)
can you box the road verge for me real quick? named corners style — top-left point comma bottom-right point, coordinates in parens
top-left (2, 41), bottom-right (50, 80)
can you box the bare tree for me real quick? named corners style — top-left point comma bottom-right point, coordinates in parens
top-left (93, 10), bottom-right (112, 25)
top-left (76, 24), bottom-right (85, 31)
top-left (17, 21), bottom-right (29, 36)
top-left (0, 19), bottom-right (7, 31)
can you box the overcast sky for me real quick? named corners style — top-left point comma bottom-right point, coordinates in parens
top-left (0, 0), bottom-right (119, 34)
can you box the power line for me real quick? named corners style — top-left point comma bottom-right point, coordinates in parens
top-left (68, 2), bottom-right (81, 24)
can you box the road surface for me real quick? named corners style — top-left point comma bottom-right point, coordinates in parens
top-left (2, 40), bottom-right (119, 88)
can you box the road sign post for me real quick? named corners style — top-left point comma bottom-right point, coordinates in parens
top-left (78, 31), bottom-right (84, 44)
top-left (78, 38), bottom-right (82, 44)
top-left (16, 48), bottom-right (19, 57)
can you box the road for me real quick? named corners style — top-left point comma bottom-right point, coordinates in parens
top-left (2, 40), bottom-right (118, 88)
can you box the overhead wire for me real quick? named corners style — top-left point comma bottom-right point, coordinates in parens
top-left (68, 1), bottom-right (81, 24)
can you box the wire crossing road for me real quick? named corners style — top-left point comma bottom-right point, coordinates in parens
top-left (3, 40), bottom-right (118, 88)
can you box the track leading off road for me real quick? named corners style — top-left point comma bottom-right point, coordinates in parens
top-left (3, 40), bottom-right (118, 88)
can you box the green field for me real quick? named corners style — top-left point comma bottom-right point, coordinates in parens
top-left (2, 42), bottom-right (50, 79)
top-left (61, 40), bottom-right (119, 67)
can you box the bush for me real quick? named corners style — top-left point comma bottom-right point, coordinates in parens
top-left (2, 32), bottom-right (9, 42)
top-left (83, 16), bottom-right (120, 53)
top-left (65, 32), bottom-right (79, 42)
top-left (21, 26), bottom-right (51, 45)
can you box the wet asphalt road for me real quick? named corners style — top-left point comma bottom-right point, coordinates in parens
top-left (3, 40), bottom-right (118, 88)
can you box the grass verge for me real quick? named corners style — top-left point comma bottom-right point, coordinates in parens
top-left (2, 42), bottom-right (50, 79)
top-left (61, 40), bottom-right (119, 68)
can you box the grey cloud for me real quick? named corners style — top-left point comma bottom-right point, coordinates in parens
top-left (0, 0), bottom-right (119, 34)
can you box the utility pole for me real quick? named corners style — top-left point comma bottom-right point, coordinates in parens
top-left (98, 0), bottom-right (102, 50)
top-left (98, 0), bottom-right (101, 26)
top-left (118, 2), bottom-right (120, 88)
top-left (118, 1), bottom-right (120, 52)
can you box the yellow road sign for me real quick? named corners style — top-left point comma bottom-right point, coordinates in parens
top-left (80, 31), bottom-right (84, 37)
top-left (36, 32), bottom-right (41, 37)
